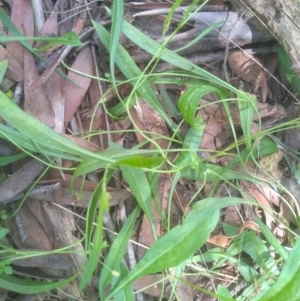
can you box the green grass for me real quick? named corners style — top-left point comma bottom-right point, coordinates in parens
top-left (0, 0), bottom-right (299, 300)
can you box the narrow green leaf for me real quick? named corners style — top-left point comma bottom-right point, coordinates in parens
top-left (0, 273), bottom-right (77, 294)
top-left (0, 91), bottom-right (114, 163)
top-left (254, 217), bottom-right (289, 260)
top-left (237, 94), bottom-right (256, 149)
top-left (178, 85), bottom-right (227, 127)
top-left (193, 197), bottom-right (256, 211)
top-left (79, 188), bottom-right (108, 290)
top-left (175, 21), bottom-right (225, 53)
top-left (0, 31), bottom-right (81, 47)
top-left (99, 207), bottom-right (139, 299)
top-left (278, 46), bottom-right (300, 95)
top-left (116, 155), bottom-right (165, 168)
top-left (108, 0), bottom-right (123, 82)
top-left (0, 153), bottom-right (27, 166)
top-left (107, 207), bottom-right (219, 299)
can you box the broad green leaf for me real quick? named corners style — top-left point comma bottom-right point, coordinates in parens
top-left (106, 207), bottom-right (219, 299)
top-left (0, 91), bottom-right (114, 163)
top-left (251, 233), bottom-right (300, 301)
top-left (0, 60), bottom-right (8, 83)
top-left (99, 207), bottom-right (139, 299)
top-left (278, 46), bottom-right (300, 95)
top-left (0, 273), bottom-right (77, 294)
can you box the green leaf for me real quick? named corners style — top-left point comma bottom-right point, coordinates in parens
top-left (106, 207), bottom-right (219, 299)
top-left (0, 273), bottom-right (77, 294)
top-left (237, 94), bottom-right (256, 149)
top-left (79, 187), bottom-right (108, 290)
top-left (116, 155), bottom-right (165, 168)
top-left (108, 1), bottom-right (123, 83)
top-left (0, 228), bottom-right (9, 240)
top-left (0, 91), bottom-right (114, 163)
top-left (99, 207), bottom-right (139, 299)
top-left (254, 217), bottom-right (289, 260)
top-left (193, 197), bottom-right (256, 211)
top-left (0, 60), bottom-right (8, 83)
top-left (178, 84), bottom-right (227, 127)
top-left (0, 153), bottom-right (28, 166)
top-left (251, 233), bottom-right (300, 301)
top-left (278, 46), bottom-right (300, 96)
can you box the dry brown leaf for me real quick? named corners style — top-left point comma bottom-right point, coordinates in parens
top-left (0, 158), bottom-right (46, 203)
top-left (5, 203), bottom-right (52, 251)
top-left (43, 67), bottom-right (65, 133)
top-left (207, 234), bottom-right (231, 248)
top-left (138, 200), bottom-right (161, 259)
top-left (23, 48), bottom-right (55, 128)
top-left (133, 274), bottom-right (170, 298)
top-left (241, 181), bottom-right (277, 229)
top-left (64, 46), bottom-right (94, 125)
top-left (131, 100), bottom-right (170, 149)
top-left (228, 51), bottom-right (268, 102)
top-left (6, 0), bottom-right (33, 65)
top-left (0, 46), bottom-right (23, 82)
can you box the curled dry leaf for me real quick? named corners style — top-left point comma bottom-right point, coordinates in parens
top-left (207, 234), bottom-right (231, 248)
top-left (228, 51), bottom-right (268, 102)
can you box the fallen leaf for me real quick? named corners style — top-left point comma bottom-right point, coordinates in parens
top-left (64, 46), bottom-right (94, 125)
top-left (228, 51), bottom-right (268, 102)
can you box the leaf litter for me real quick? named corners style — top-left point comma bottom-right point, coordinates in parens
top-left (0, 0), bottom-right (299, 300)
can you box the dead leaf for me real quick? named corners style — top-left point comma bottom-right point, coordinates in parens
top-left (133, 274), bottom-right (170, 298)
top-left (131, 100), bottom-right (170, 149)
top-left (0, 158), bottom-right (46, 203)
top-left (207, 234), bottom-right (231, 248)
top-left (0, 46), bottom-right (23, 82)
top-left (228, 51), bottom-right (268, 102)
top-left (64, 46), bottom-right (94, 125)
top-left (23, 48), bottom-right (55, 128)
top-left (5, 202), bottom-right (52, 250)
